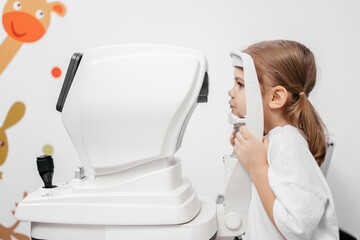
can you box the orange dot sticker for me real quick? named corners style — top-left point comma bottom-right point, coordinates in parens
top-left (51, 67), bottom-right (62, 78)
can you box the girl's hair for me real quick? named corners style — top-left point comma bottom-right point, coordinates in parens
top-left (243, 40), bottom-right (328, 166)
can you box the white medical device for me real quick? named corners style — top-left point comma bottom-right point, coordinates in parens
top-left (15, 45), bottom-right (264, 240)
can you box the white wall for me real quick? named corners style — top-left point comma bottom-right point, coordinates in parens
top-left (0, 0), bottom-right (359, 238)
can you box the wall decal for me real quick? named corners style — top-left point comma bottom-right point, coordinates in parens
top-left (51, 66), bottom-right (62, 78)
top-left (0, 0), bottom-right (67, 75)
top-left (42, 144), bottom-right (54, 155)
top-left (0, 101), bottom-right (26, 180)
top-left (0, 192), bottom-right (30, 240)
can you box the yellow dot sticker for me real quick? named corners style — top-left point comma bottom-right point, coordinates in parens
top-left (43, 144), bottom-right (54, 155)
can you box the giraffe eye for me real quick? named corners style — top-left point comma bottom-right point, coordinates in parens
top-left (13, 1), bottom-right (21, 10)
top-left (0, 140), bottom-right (4, 146)
top-left (36, 9), bottom-right (44, 19)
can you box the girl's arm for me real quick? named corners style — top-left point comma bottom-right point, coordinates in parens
top-left (250, 166), bottom-right (276, 224)
top-left (234, 126), bottom-right (285, 239)
top-left (251, 165), bottom-right (286, 239)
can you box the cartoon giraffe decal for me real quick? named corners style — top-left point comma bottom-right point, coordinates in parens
top-left (0, 0), bottom-right (66, 75)
top-left (0, 192), bottom-right (30, 240)
top-left (0, 102), bottom-right (26, 179)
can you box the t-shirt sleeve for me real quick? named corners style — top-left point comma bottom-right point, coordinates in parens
top-left (272, 180), bottom-right (327, 240)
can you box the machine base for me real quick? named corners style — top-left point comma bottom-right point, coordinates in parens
top-left (16, 159), bottom-right (201, 225)
top-left (31, 233), bottom-right (218, 240)
top-left (30, 198), bottom-right (217, 240)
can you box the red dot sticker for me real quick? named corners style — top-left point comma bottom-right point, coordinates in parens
top-left (52, 67), bottom-right (62, 78)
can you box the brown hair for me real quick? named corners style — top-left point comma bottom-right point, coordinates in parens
top-left (243, 40), bottom-right (328, 166)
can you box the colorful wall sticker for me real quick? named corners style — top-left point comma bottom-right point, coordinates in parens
top-left (0, 101), bottom-right (26, 180)
top-left (42, 144), bottom-right (54, 155)
top-left (51, 66), bottom-right (62, 78)
top-left (0, 192), bottom-right (30, 240)
top-left (0, 0), bottom-right (67, 75)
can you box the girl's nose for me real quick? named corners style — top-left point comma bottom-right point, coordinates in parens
top-left (228, 87), bottom-right (234, 98)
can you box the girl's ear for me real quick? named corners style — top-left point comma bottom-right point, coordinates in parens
top-left (50, 2), bottom-right (66, 16)
top-left (267, 86), bottom-right (288, 109)
top-left (2, 102), bottom-right (25, 130)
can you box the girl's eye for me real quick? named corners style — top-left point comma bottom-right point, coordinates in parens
top-left (237, 82), bottom-right (244, 88)
top-left (0, 140), bottom-right (4, 146)
top-left (36, 9), bottom-right (45, 19)
top-left (13, 1), bottom-right (21, 10)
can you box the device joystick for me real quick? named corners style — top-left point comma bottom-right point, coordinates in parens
top-left (37, 155), bottom-right (57, 188)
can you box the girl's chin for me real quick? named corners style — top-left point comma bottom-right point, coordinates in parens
top-left (231, 110), bottom-right (245, 118)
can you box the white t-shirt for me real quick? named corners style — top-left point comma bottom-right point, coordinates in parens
top-left (243, 125), bottom-right (339, 240)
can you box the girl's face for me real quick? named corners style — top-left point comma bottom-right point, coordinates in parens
top-left (228, 67), bottom-right (246, 118)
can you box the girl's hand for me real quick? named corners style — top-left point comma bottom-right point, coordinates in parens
top-left (234, 125), bottom-right (270, 176)
top-left (230, 125), bottom-right (236, 147)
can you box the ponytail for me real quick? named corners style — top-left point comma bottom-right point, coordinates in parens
top-left (284, 93), bottom-right (328, 166)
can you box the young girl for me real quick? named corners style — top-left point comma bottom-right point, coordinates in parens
top-left (229, 40), bottom-right (339, 239)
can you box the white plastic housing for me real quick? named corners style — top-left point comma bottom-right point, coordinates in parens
top-left (230, 51), bottom-right (264, 141)
top-left (15, 158), bottom-right (202, 226)
top-left (62, 44), bottom-right (208, 176)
